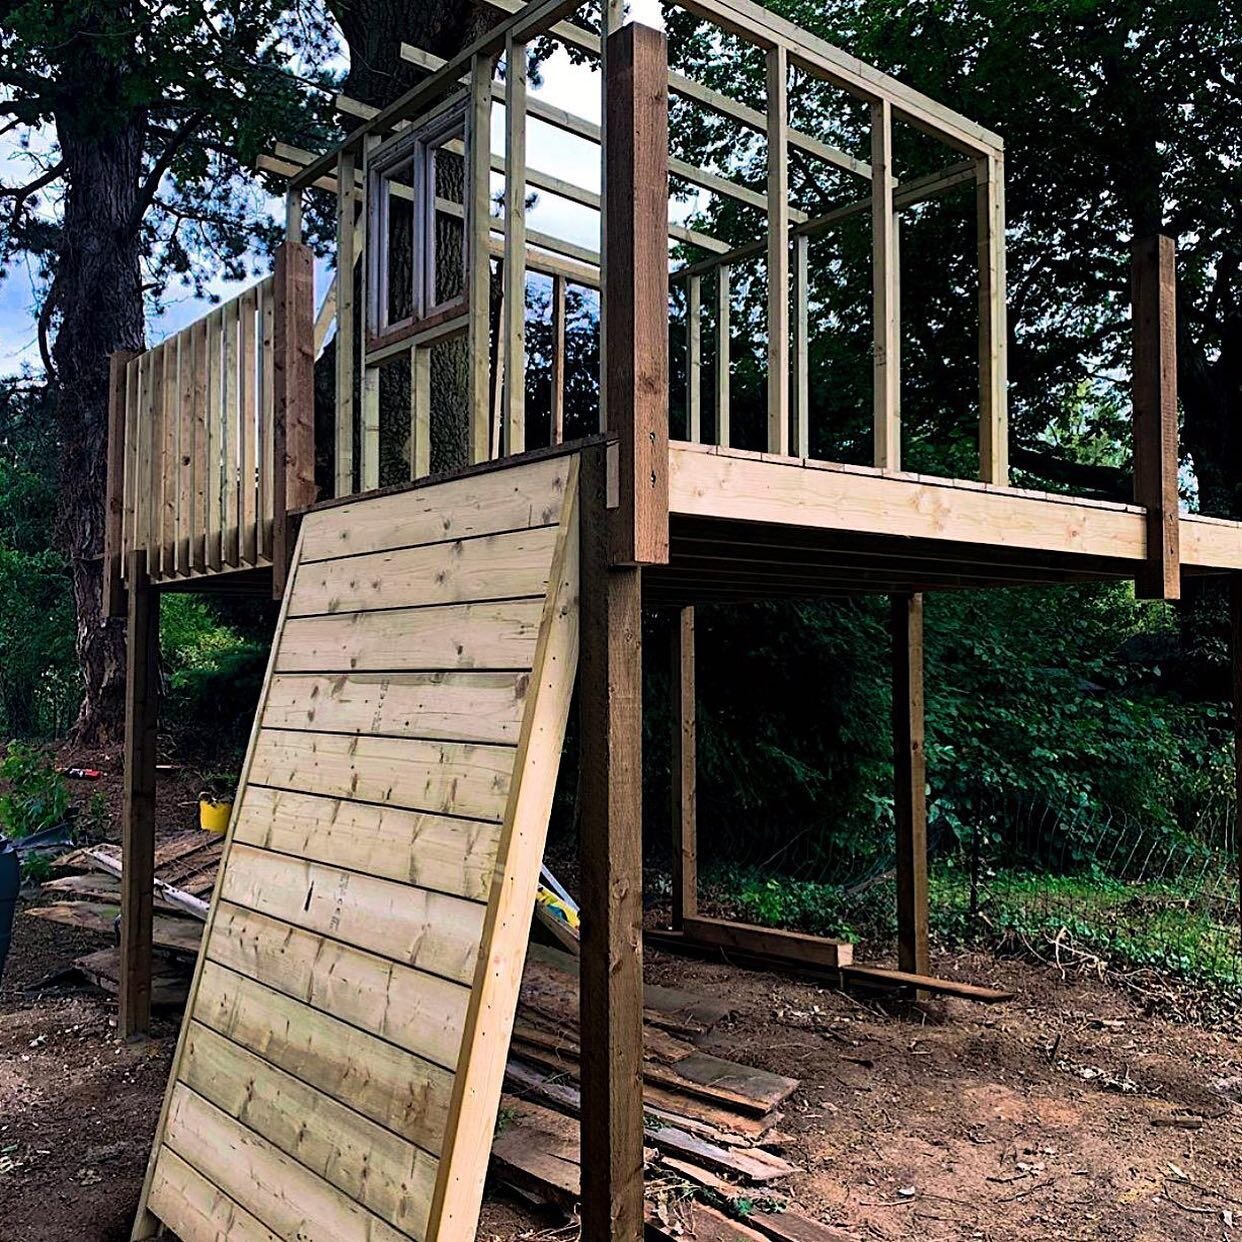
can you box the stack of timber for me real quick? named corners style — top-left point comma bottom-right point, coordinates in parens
top-left (27, 831), bottom-right (223, 1006)
top-left (500, 948), bottom-right (845, 1241)
top-left (131, 453), bottom-right (582, 1242)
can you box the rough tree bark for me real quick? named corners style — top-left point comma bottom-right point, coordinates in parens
top-left (49, 30), bottom-right (147, 748)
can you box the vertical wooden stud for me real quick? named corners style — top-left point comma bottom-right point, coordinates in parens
top-left (104, 351), bottom-right (137, 618)
top-left (240, 289), bottom-right (259, 564)
top-left (551, 273), bottom-right (567, 445)
top-left (871, 99), bottom-right (900, 470)
top-left (335, 147), bottom-right (357, 497)
top-left (272, 241), bottom-right (316, 598)
top-left (119, 550), bottom-right (159, 1038)
top-left (685, 274), bottom-right (701, 442)
top-left (892, 592), bottom-right (929, 977)
top-left (1131, 233), bottom-right (1180, 600)
top-left (285, 188), bottom-right (303, 245)
top-left (604, 21), bottom-right (670, 566)
top-left (716, 264), bottom-right (731, 447)
top-left (191, 319), bottom-right (208, 572)
top-left (410, 346), bottom-right (431, 479)
top-left (977, 153), bottom-right (1009, 485)
top-left (161, 339), bottom-right (178, 576)
top-left (671, 606), bottom-right (698, 929)
top-left (504, 34), bottom-right (528, 457)
top-left (258, 279), bottom-right (276, 560)
top-left (792, 233), bottom-right (810, 459)
top-left (579, 445), bottom-right (645, 1242)
top-left (205, 310), bottom-right (223, 573)
top-left (766, 46), bottom-right (790, 456)
top-left (123, 355), bottom-right (141, 581)
top-left (468, 54), bottom-right (494, 464)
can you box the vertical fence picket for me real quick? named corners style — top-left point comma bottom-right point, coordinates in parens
top-left (259, 278), bottom-right (276, 559)
top-left (222, 299), bottom-right (240, 567)
top-left (206, 309), bottom-right (223, 573)
top-left (240, 287), bottom-right (259, 566)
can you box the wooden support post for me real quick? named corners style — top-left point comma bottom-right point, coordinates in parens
top-left (892, 593), bottom-right (929, 977)
top-left (104, 350), bottom-right (138, 619)
top-left (716, 264), bottom-right (731, 446)
top-left (285, 188), bottom-right (303, 244)
top-left (1232, 578), bottom-right (1242, 934)
top-left (579, 446), bottom-right (645, 1242)
top-left (604, 22), bottom-right (670, 566)
top-left (272, 240), bottom-right (315, 599)
top-left (1131, 233), bottom-right (1180, 600)
top-left (120, 551), bottom-right (159, 1039)
top-left (685, 274), bottom-right (701, 442)
top-left (503, 33), bottom-right (528, 457)
top-left (792, 234), bottom-right (810, 459)
top-left (871, 99), bottom-right (900, 470)
top-left (977, 153), bottom-right (1008, 485)
top-left (766, 46), bottom-right (790, 456)
top-left (468, 53), bottom-right (494, 464)
top-left (671, 607), bottom-right (698, 929)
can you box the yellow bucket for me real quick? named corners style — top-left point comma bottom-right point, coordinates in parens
top-left (199, 798), bottom-right (232, 834)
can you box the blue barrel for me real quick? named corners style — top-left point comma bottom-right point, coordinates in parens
top-left (0, 838), bottom-right (18, 987)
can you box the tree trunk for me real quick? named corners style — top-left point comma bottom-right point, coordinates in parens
top-left (51, 48), bottom-right (146, 748)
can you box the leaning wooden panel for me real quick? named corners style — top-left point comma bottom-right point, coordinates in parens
top-left (136, 451), bottom-right (582, 1242)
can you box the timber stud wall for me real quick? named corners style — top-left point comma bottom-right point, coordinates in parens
top-left (102, 240), bottom-right (315, 610)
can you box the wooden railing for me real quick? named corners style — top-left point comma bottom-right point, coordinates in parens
top-left (104, 242), bottom-right (314, 609)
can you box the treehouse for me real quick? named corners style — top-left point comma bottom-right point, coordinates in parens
top-left (98, 0), bottom-right (1242, 1239)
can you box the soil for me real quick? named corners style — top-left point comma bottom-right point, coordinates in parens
top-left (2, 764), bottom-right (1241, 1240)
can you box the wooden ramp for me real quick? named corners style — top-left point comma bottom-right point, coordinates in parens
top-left (133, 453), bottom-right (580, 1242)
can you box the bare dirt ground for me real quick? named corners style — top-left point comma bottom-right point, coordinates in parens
top-left (2, 763), bottom-right (1241, 1240)
top-left (4, 917), bottom-right (1242, 1241)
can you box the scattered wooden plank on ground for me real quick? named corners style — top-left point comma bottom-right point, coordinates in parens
top-left (504, 1061), bottom-right (798, 1184)
top-left (839, 964), bottom-right (1015, 1003)
top-left (72, 947), bottom-right (189, 1009)
top-left (25, 903), bottom-right (202, 955)
top-left (42, 873), bottom-right (182, 914)
top-left (81, 846), bottom-right (211, 921)
top-left (682, 916), bottom-right (854, 970)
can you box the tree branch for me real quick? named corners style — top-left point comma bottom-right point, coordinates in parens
top-left (129, 109), bottom-right (205, 233)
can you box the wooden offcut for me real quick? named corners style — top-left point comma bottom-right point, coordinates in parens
top-left (681, 916), bottom-right (853, 970)
top-left (133, 453), bottom-right (581, 1242)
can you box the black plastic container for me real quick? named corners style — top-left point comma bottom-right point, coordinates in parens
top-left (0, 838), bottom-right (18, 987)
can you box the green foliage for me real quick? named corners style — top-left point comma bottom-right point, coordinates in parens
top-left (0, 741), bottom-right (69, 840)
top-left (0, 384), bottom-right (77, 738)
top-left (160, 595), bottom-right (273, 762)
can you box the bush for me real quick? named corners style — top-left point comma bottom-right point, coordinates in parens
top-left (0, 740), bottom-right (69, 839)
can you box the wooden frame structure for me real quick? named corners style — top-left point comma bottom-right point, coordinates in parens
top-left (98, 2), bottom-right (1242, 1240)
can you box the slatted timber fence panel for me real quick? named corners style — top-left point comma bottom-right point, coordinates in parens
top-left (117, 277), bottom-right (276, 587)
top-left (132, 450), bottom-right (581, 1242)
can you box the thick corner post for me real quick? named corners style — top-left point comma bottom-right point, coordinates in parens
top-left (104, 350), bottom-right (138, 619)
top-left (579, 445), bottom-right (645, 1242)
top-left (671, 607), bottom-right (698, 928)
top-left (892, 592), bottom-right (929, 976)
top-left (1232, 578), bottom-right (1242, 932)
top-left (272, 239), bottom-right (315, 599)
top-left (604, 21), bottom-right (670, 567)
top-left (1131, 234), bottom-right (1180, 600)
top-left (120, 550), bottom-right (159, 1038)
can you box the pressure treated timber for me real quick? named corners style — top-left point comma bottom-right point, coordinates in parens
top-left (665, 444), bottom-right (1242, 579)
top-left (892, 593), bottom-right (929, 976)
top-left (578, 444), bottom-right (646, 1242)
top-left (1131, 234), bottom-right (1180, 600)
top-left (671, 608), bottom-right (698, 928)
top-left (681, 916), bottom-right (853, 968)
top-left (120, 550), bottom-right (159, 1038)
top-left (604, 23), bottom-right (670, 566)
top-left (135, 452), bottom-right (581, 1242)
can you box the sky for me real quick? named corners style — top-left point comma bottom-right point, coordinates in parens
top-left (0, 0), bottom-right (670, 376)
